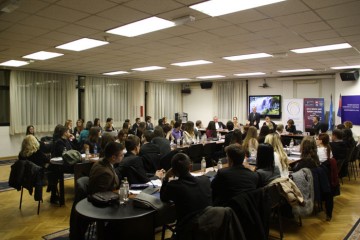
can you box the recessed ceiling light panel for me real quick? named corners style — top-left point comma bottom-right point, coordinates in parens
top-left (331, 65), bottom-right (360, 70)
top-left (166, 78), bottom-right (191, 81)
top-left (171, 60), bottom-right (212, 67)
top-left (291, 43), bottom-right (352, 54)
top-left (190, 0), bottom-right (286, 17)
top-left (56, 38), bottom-right (109, 51)
top-left (132, 66), bottom-right (166, 72)
top-left (103, 71), bottom-right (129, 75)
top-left (107, 17), bottom-right (175, 37)
top-left (234, 72), bottom-right (266, 76)
top-left (23, 51), bottom-right (63, 60)
top-left (197, 75), bottom-right (225, 79)
top-left (223, 53), bottom-right (273, 61)
top-left (0, 60), bottom-right (29, 67)
top-left (278, 69), bottom-right (313, 73)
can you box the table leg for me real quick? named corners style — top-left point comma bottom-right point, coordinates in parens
top-left (59, 171), bottom-right (65, 206)
top-left (96, 221), bottom-right (105, 240)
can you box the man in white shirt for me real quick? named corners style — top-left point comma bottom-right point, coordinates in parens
top-left (213, 116), bottom-right (226, 130)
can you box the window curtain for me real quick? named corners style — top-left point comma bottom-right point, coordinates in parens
top-left (147, 82), bottom-right (182, 122)
top-left (10, 70), bottom-right (77, 135)
top-left (213, 80), bottom-right (247, 123)
top-left (84, 77), bottom-right (132, 129)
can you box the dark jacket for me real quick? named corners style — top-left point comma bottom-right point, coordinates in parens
top-left (211, 165), bottom-right (259, 206)
top-left (88, 159), bottom-right (119, 194)
top-left (248, 112), bottom-right (261, 129)
top-left (224, 131), bottom-right (234, 147)
top-left (53, 138), bottom-right (75, 157)
top-left (18, 150), bottom-right (49, 168)
top-left (116, 152), bottom-right (151, 184)
top-left (139, 143), bottom-right (161, 173)
top-left (291, 158), bottom-right (318, 172)
top-left (152, 137), bottom-right (171, 157)
top-left (9, 159), bottom-right (43, 201)
top-left (285, 125), bottom-right (296, 134)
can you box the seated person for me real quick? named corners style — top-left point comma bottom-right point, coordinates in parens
top-left (275, 124), bottom-right (284, 135)
top-left (285, 119), bottom-right (296, 134)
top-left (224, 121), bottom-right (235, 147)
top-left (316, 133), bottom-right (333, 163)
top-left (256, 143), bottom-right (281, 187)
top-left (83, 127), bottom-right (101, 154)
top-left (311, 116), bottom-right (321, 135)
top-left (205, 121), bottom-right (217, 139)
top-left (264, 134), bottom-right (289, 178)
top-left (213, 116), bottom-right (226, 130)
top-left (242, 126), bottom-right (259, 157)
top-left (257, 125), bottom-right (270, 144)
top-left (152, 126), bottom-right (171, 157)
top-left (183, 121), bottom-right (196, 144)
top-left (171, 121), bottom-right (183, 141)
top-left (329, 129), bottom-right (347, 162)
top-left (140, 130), bottom-right (161, 173)
top-left (263, 116), bottom-right (276, 133)
top-left (79, 121), bottom-right (93, 144)
top-left (52, 125), bottom-right (77, 157)
top-left (160, 153), bottom-right (212, 237)
top-left (88, 142), bottom-right (124, 194)
top-left (291, 136), bottom-right (320, 172)
top-left (18, 135), bottom-right (49, 167)
top-left (116, 135), bottom-right (164, 184)
top-left (211, 144), bottom-right (259, 206)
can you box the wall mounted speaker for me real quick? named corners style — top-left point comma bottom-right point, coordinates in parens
top-left (340, 70), bottom-right (359, 81)
top-left (181, 89), bottom-right (191, 94)
top-left (200, 82), bottom-right (213, 89)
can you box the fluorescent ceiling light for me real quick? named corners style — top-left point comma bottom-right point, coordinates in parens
top-left (103, 71), bottom-right (129, 75)
top-left (223, 53), bottom-right (273, 61)
top-left (331, 65), bottom-right (360, 70)
top-left (291, 43), bottom-right (352, 54)
top-left (107, 17), bottom-right (176, 37)
top-left (171, 60), bottom-right (212, 67)
top-left (197, 75), bottom-right (225, 79)
top-left (278, 69), bottom-right (313, 73)
top-left (190, 0), bottom-right (286, 17)
top-left (56, 38), bottom-right (109, 51)
top-left (0, 60), bottom-right (29, 67)
top-left (23, 51), bottom-right (63, 60)
top-left (166, 78), bottom-right (191, 81)
top-left (132, 66), bottom-right (166, 72)
top-left (234, 72), bottom-right (266, 76)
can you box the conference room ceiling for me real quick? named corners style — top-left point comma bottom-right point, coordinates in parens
top-left (0, 0), bottom-right (360, 82)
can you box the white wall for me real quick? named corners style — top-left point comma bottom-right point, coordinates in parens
top-left (334, 72), bottom-right (360, 138)
top-left (0, 127), bottom-right (24, 158)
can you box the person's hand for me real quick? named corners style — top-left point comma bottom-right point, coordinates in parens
top-left (162, 168), bottom-right (174, 182)
top-left (254, 121), bottom-right (257, 125)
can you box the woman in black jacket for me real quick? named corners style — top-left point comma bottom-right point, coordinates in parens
top-left (18, 135), bottom-right (49, 167)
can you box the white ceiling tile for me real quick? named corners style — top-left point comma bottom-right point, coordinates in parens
top-left (56, 0), bottom-right (118, 14)
top-left (36, 5), bottom-right (89, 22)
top-left (21, 15), bottom-right (67, 30)
top-left (123, 0), bottom-right (184, 15)
top-left (258, 0), bottom-right (310, 17)
top-left (75, 15), bottom-right (119, 30)
top-left (316, 1), bottom-right (360, 20)
top-left (275, 11), bottom-right (322, 26)
top-left (96, 5), bottom-right (149, 24)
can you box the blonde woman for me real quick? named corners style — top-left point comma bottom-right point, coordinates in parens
top-left (64, 119), bottom-right (73, 134)
top-left (265, 134), bottom-right (289, 178)
top-left (243, 126), bottom-right (259, 156)
top-left (183, 121), bottom-right (195, 144)
top-left (18, 135), bottom-right (48, 167)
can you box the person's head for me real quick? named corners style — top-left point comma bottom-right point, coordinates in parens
top-left (171, 153), bottom-right (191, 177)
top-left (162, 124), bottom-right (172, 134)
top-left (276, 124), bottom-right (284, 133)
top-left (125, 119), bottom-right (130, 125)
top-left (184, 121), bottom-right (195, 134)
top-left (125, 135), bottom-right (141, 154)
top-left (143, 130), bottom-right (154, 143)
top-left (252, 106), bottom-right (257, 113)
top-left (259, 125), bottom-right (270, 137)
top-left (104, 142), bottom-right (124, 164)
top-left (225, 144), bottom-right (245, 167)
top-left (300, 136), bottom-right (319, 166)
top-left (265, 133), bottom-right (283, 151)
top-left (162, 117), bottom-right (167, 124)
top-left (106, 117), bottom-right (113, 124)
top-left (117, 129), bottom-right (128, 143)
top-left (89, 127), bottom-right (100, 142)
top-left (332, 129), bottom-right (343, 141)
top-left (26, 125), bottom-right (35, 135)
top-left (344, 121), bottom-right (353, 129)
top-left (100, 133), bottom-right (115, 157)
top-left (265, 116), bottom-right (271, 122)
top-left (94, 118), bottom-right (101, 127)
top-left (231, 129), bottom-right (243, 145)
top-left (153, 126), bottom-right (165, 138)
top-left (256, 143), bottom-right (275, 171)
top-left (312, 116), bottom-right (319, 124)
top-left (53, 124), bottom-right (63, 140)
top-left (158, 118), bottom-right (164, 126)
top-left (195, 120), bottom-right (202, 128)
top-left (226, 121), bottom-right (234, 131)
top-left (247, 126), bottom-right (258, 138)
top-left (343, 128), bottom-right (353, 142)
top-left (138, 122), bottom-right (146, 130)
top-left (287, 119), bottom-right (294, 126)
top-left (122, 122), bottom-right (129, 130)
top-left (145, 116), bottom-right (152, 123)
top-left (336, 124), bottom-right (345, 130)
top-left (105, 122), bottom-right (112, 131)
top-left (317, 133), bottom-right (330, 146)
top-left (174, 121), bottom-right (182, 130)
top-left (20, 135), bottom-right (40, 157)
top-left (59, 125), bottom-right (70, 139)
top-left (76, 119), bottom-right (83, 128)
top-left (213, 116), bottom-right (219, 123)
top-left (207, 121), bottom-right (216, 131)
top-left (135, 118), bottom-right (140, 124)
top-left (85, 121), bottom-right (93, 130)
top-left (64, 119), bottom-right (72, 129)
top-left (232, 116), bottom-right (238, 123)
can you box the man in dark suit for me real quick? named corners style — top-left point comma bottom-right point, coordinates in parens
top-left (224, 121), bottom-right (235, 147)
top-left (131, 117), bottom-right (140, 135)
top-left (145, 115), bottom-right (154, 130)
top-left (211, 144), bottom-right (259, 206)
top-left (160, 153), bottom-right (212, 227)
top-left (88, 142), bottom-right (124, 194)
top-left (213, 116), bottom-right (226, 129)
top-left (139, 130), bottom-right (161, 173)
top-left (248, 106), bottom-right (261, 129)
top-left (311, 115), bottom-right (321, 135)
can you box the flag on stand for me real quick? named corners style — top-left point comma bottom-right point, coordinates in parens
top-left (328, 94), bottom-right (333, 131)
top-left (337, 94), bottom-right (342, 121)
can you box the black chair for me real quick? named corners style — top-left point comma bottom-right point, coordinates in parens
top-left (203, 142), bottom-right (217, 167)
top-left (74, 162), bottom-right (93, 192)
top-left (348, 146), bottom-right (359, 180)
top-left (265, 184), bottom-right (285, 240)
top-left (160, 150), bottom-right (179, 171)
top-left (187, 144), bottom-right (204, 171)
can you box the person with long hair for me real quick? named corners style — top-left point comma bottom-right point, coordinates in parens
top-left (64, 119), bottom-right (73, 134)
top-left (232, 116), bottom-right (241, 129)
top-left (285, 119), bottom-right (296, 134)
top-left (73, 119), bottom-right (84, 137)
top-left (26, 125), bottom-right (40, 141)
top-left (206, 121), bottom-right (217, 139)
top-left (99, 133), bottom-right (116, 158)
top-left (258, 125), bottom-right (270, 144)
top-left (256, 143), bottom-right (281, 187)
top-left (291, 136), bottom-right (319, 172)
top-left (243, 126), bottom-right (259, 155)
top-left (316, 133), bottom-right (332, 163)
top-left (93, 118), bottom-right (102, 131)
top-left (84, 127), bottom-right (101, 154)
top-left (18, 135), bottom-right (48, 167)
top-left (263, 116), bottom-right (276, 133)
top-left (231, 129), bottom-right (243, 145)
top-left (116, 129), bottom-right (128, 145)
top-left (79, 121), bottom-right (93, 144)
top-left (183, 121), bottom-right (195, 144)
top-left (265, 134), bottom-right (289, 178)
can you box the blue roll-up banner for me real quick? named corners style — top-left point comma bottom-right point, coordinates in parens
top-left (341, 95), bottom-right (360, 125)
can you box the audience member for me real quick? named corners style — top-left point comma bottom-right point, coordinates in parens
top-left (291, 136), bottom-right (319, 172)
top-left (79, 121), bottom-right (92, 144)
top-left (116, 129), bottom-right (127, 145)
top-left (99, 133), bottom-right (116, 158)
top-left (93, 118), bottom-right (102, 131)
top-left (136, 122), bottom-right (146, 140)
top-left (52, 126), bottom-right (76, 157)
top-left (172, 121), bottom-right (183, 141)
top-left (275, 124), bottom-right (284, 135)
top-left (132, 117), bottom-right (141, 135)
top-left (316, 133), bottom-right (332, 163)
top-left (206, 121), bottom-right (217, 139)
top-left (224, 121), bottom-right (235, 147)
top-left (145, 116), bottom-right (154, 130)
top-left (26, 125), bottom-right (40, 141)
top-left (183, 121), bottom-right (195, 144)
top-left (230, 129), bottom-right (243, 145)
top-left (160, 153), bottom-right (212, 237)
top-left (248, 106), bottom-right (260, 129)
top-left (140, 130), bottom-right (160, 156)
top-left (232, 116), bottom-right (241, 129)
top-left (88, 142), bottom-right (124, 194)
top-left (311, 116), bottom-right (321, 135)
top-left (18, 135), bottom-right (49, 167)
top-left (73, 119), bottom-right (84, 137)
top-left (242, 126), bottom-right (259, 155)
top-left (152, 126), bottom-right (171, 156)
top-left (343, 121), bottom-right (353, 129)
top-left (106, 117), bottom-right (115, 131)
top-left (264, 134), bottom-right (289, 178)
top-left (163, 123), bottom-right (174, 142)
top-left (258, 125), bottom-right (270, 144)
top-left (263, 116), bottom-right (276, 133)
top-left (285, 119), bottom-right (296, 134)
top-left (256, 143), bottom-right (281, 187)
top-left (211, 144), bottom-right (259, 206)
top-left (84, 127), bottom-right (101, 154)
top-left (64, 119), bottom-right (73, 134)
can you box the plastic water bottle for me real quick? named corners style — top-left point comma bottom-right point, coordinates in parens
top-left (201, 157), bottom-right (206, 173)
top-left (123, 177), bottom-right (129, 202)
top-left (196, 135), bottom-right (200, 144)
top-left (119, 181), bottom-right (125, 205)
top-left (94, 144), bottom-right (98, 156)
top-left (217, 160), bottom-right (222, 170)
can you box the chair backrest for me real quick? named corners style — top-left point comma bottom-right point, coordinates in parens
top-left (349, 145), bottom-right (359, 163)
top-left (203, 142), bottom-right (217, 157)
top-left (187, 144), bottom-right (204, 163)
top-left (75, 176), bottom-right (89, 203)
top-left (117, 165), bottom-right (149, 184)
top-left (141, 153), bottom-right (161, 174)
top-left (160, 150), bottom-right (179, 171)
